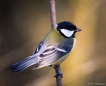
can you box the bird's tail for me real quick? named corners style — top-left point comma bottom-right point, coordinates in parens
top-left (10, 55), bottom-right (38, 73)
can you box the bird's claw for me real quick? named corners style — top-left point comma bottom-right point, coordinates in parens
top-left (54, 73), bottom-right (63, 78)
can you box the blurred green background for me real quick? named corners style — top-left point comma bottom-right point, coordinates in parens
top-left (0, 0), bottom-right (106, 86)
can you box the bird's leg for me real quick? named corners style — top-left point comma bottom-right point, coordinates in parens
top-left (52, 65), bottom-right (63, 78)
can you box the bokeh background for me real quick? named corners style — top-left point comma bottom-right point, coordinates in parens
top-left (0, 0), bottom-right (106, 86)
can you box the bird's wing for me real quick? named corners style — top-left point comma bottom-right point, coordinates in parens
top-left (10, 40), bottom-right (45, 73)
top-left (33, 42), bottom-right (74, 69)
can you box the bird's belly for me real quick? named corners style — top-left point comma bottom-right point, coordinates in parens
top-left (51, 52), bottom-right (70, 65)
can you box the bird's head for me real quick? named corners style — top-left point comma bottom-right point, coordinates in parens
top-left (56, 21), bottom-right (81, 38)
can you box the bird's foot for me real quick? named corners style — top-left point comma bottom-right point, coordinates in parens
top-left (54, 72), bottom-right (63, 78)
top-left (50, 65), bottom-right (63, 78)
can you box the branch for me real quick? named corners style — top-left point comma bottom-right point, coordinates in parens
top-left (49, 0), bottom-right (62, 86)
top-left (50, 0), bottom-right (56, 29)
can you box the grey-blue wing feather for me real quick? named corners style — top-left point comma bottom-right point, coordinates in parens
top-left (10, 55), bottom-right (39, 73)
top-left (34, 42), bottom-right (74, 69)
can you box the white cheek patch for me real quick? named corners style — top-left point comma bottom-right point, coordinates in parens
top-left (60, 29), bottom-right (74, 37)
top-left (55, 24), bottom-right (58, 28)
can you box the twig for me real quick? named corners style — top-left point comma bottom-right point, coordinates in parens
top-left (49, 0), bottom-right (62, 86)
top-left (50, 0), bottom-right (56, 29)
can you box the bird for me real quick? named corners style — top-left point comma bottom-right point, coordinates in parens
top-left (10, 21), bottom-right (81, 77)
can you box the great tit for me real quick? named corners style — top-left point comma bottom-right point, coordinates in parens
top-left (10, 21), bottom-right (81, 75)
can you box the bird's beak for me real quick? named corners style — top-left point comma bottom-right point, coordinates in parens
top-left (76, 28), bottom-right (82, 32)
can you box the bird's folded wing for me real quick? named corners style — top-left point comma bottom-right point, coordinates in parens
top-left (33, 43), bottom-right (73, 69)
